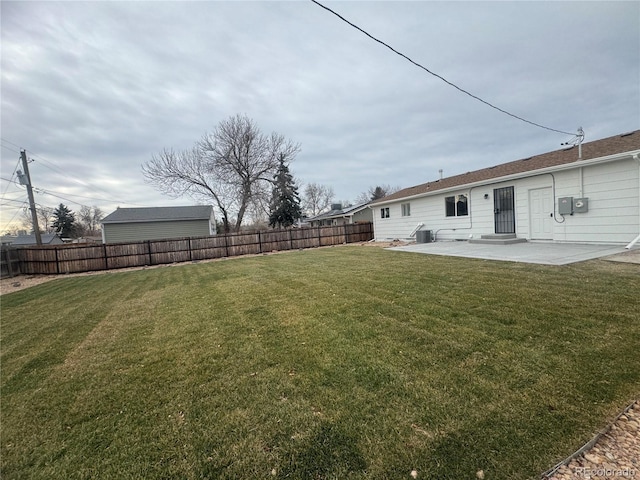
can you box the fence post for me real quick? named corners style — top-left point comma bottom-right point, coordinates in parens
top-left (54, 247), bottom-right (60, 274)
top-left (5, 248), bottom-right (14, 277)
top-left (103, 244), bottom-right (109, 270)
top-left (289, 229), bottom-right (293, 250)
top-left (224, 233), bottom-right (229, 257)
top-left (344, 224), bottom-right (349, 244)
top-left (147, 240), bottom-right (152, 265)
top-left (258, 231), bottom-right (262, 254)
top-left (188, 237), bottom-right (192, 261)
top-left (317, 226), bottom-right (321, 247)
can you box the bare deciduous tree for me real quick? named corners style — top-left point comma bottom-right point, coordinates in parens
top-left (355, 184), bottom-right (401, 204)
top-left (302, 183), bottom-right (334, 217)
top-left (77, 205), bottom-right (104, 236)
top-left (21, 205), bottom-right (55, 233)
top-left (142, 115), bottom-right (299, 233)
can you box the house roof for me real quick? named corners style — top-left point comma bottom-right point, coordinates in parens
top-left (371, 130), bottom-right (640, 205)
top-left (102, 205), bottom-right (214, 224)
top-left (12, 233), bottom-right (62, 245)
top-left (308, 202), bottom-right (370, 221)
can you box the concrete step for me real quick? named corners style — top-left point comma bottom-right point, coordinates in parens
top-left (480, 234), bottom-right (517, 240)
top-left (469, 234), bottom-right (527, 245)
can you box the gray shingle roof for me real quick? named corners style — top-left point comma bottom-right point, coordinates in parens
top-left (308, 202), bottom-right (369, 221)
top-left (12, 233), bottom-right (62, 245)
top-left (102, 206), bottom-right (213, 224)
top-left (371, 130), bottom-right (640, 205)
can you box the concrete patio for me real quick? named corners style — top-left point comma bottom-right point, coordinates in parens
top-left (386, 241), bottom-right (640, 266)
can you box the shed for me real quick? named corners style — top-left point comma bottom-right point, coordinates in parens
top-left (101, 205), bottom-right (216, 243)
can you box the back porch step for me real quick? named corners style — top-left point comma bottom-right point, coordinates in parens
top-left (468, 234), bottom-right (527, 245)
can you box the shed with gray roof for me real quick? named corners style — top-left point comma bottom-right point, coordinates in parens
top-left (101, 206), bottom-right (216, 243)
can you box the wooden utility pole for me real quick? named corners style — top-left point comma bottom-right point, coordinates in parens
top-left (19, 150), bottom-right (42, 245)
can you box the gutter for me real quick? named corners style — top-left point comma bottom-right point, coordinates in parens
top-left (371, 150), bottom-right (640, 207)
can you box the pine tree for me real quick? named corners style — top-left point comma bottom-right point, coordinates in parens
top-left (52, 203), bottom-right (77, 238)
top-left (268, 154), bottom-right (302, 229)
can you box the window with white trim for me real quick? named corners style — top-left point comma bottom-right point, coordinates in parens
top-left (401, 203), bottom-right (411, 217)
top-left (445, 194), bottom-right (468, 217)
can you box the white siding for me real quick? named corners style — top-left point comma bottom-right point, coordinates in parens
top-left (373, 156), bottom-right (640, 244)
top-left (550, 159), bottom-right (639, 243)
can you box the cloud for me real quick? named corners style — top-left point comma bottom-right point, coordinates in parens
top-left (1, 1), bottom-right (638, 231)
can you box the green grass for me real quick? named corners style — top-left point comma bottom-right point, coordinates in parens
top-left (1, 246), bottom-right (639, 479)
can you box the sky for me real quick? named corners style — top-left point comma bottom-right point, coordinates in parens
top-left (1, 1), bottom-right (639, 232)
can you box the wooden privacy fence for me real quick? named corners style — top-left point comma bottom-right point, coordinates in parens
top-left (13, 222), bottom-right (373, 275)
top-left (0, 247), bottom-right (21, 278)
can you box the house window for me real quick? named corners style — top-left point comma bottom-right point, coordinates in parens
top-left (401, 203), bottom-right (411, 217)
top-left (445, 194), bottom-right (468, 217)
top-left (380, 207), bottom-right (390, 219)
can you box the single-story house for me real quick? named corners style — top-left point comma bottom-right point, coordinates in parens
top-left (307, 202), bottom-right (373, 227)
top-left (370, 130), bottom-right (640, 245)
top-left (11, 233), bottom-right (64, 246)
top-left (101, 205), bottom-right (216, 244)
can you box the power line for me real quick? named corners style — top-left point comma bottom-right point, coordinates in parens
top-left (34, 186), bottom-right (150, 206)
top-left (0, 138), bottom-right (25, 151)
top-left (1, 199), bottom-right (28, 229)
top-left (1, 197), bottom-right (28, 205)
top-left (35, 189), bottom-right (89, 208)
top-left (1, 139), bottom-right (153, 207)
top-left (310, 0), bottom-right (576, 137)
top-left (1, 143), bottom-right (21, 154)
top-left (1, 155), bottom-right (22, 199)
top-left (1, 176), bottom-right (22, 186)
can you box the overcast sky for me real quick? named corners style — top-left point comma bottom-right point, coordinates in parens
top-left (2, 1), bottom-right (638, 232)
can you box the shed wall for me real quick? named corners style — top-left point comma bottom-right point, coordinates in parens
top-left (103, 219), bottom-right (213, 243)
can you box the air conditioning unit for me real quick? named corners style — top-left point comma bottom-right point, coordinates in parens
top-left (416, 230), bottom-right (432, 243)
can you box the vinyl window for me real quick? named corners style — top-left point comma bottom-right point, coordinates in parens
top-left (445, 194), bottom-right (468, 217)
top-left (401, 203), bottom-right (411, 217)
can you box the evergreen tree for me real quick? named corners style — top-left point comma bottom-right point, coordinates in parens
top-left (268, 154), bottom-right (302, 228)
top-left (52, 203), bottom-right (77, 238)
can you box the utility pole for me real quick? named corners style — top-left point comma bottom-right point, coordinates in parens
top-left (18, 150), bottom-right (42, 245)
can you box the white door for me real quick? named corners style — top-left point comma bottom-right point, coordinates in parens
top-left (529, 187), bottom-right (553, 239)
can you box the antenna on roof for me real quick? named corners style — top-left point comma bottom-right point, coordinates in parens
top-left (561, 127), bottom-right (585, 159)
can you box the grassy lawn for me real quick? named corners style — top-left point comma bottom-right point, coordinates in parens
top-left (1, 246), bottom-right (638, 479)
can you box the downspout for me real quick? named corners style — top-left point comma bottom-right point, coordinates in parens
top-left (625, 153), bottom-right (640, 249)
top-left (578, 167), bottom-right (584, 198)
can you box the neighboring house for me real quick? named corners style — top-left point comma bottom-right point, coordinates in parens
top-left (307, 202), bottom-right (373, 227)
top-left (371, 130), bottom-right (640, 245)
top-left (101, 206), bottom-right (216, 244)
top-left (1, 235), bottom-right (17, 246)
top-left (11, 233), bottom-right (64, 246)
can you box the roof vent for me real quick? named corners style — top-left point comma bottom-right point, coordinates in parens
top-left (620, 131), bottom-right (635, 137)
top-left (331, 203), bottom-right (342, 211)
